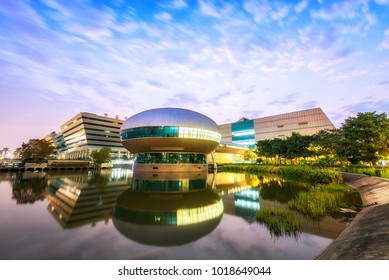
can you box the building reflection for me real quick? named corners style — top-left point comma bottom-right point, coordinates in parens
top-left (212, 172), bottom-right (351, 239)
top-left (112, 171), bottom-right (223, 246)
top-left (209, 172), bottom-right (260, 222)
top-left (46, 169), bottom-right (132, 229)
top-left (43, 169), bottom-right (350, 241)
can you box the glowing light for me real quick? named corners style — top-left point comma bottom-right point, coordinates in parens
top-left (176, 200), bottom-right (224, 226)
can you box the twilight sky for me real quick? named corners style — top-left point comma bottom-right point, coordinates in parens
top-left (1, 0), bottom-right (389, 152)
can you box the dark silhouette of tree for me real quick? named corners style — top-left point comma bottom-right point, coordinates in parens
top-left (12, 174), bottom-right (48, 204)
top-left (18, 139), bottom-right (54, 162)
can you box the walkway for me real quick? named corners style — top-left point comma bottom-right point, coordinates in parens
top-left (316, 173), bottom-right (389, 260)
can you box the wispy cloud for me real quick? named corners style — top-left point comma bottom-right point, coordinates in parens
top-left (378, 28), bottom-right (389, 50)
top-left (198, 0), bottom-right (222, 18)
top-left (1, 0), bottom-right (389, 151)
top-left (295, 0), bottom-right (308, 13)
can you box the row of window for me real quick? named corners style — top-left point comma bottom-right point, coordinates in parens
top-left (121, 126), bottom-right (221, 142)
top-left (113, 199), bottom-right (223, 226)
top-left (132, 178), bottom-right (207, 192)
top-left (136, 153), bottom-right (207, 164)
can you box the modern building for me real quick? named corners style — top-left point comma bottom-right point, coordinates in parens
top-left (59, 112), bottom-right (130, 160)
top-left (42, 131), bottom-right (68, 159)
top-left (120, 108), bottom-right (222, 172)
top-left (44, 107), bottom-right (334, 164)
top-left (219, 107), bottom-right (335, 149)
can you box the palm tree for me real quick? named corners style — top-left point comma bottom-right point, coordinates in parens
top-left (2, 147), bottom-right (9, 159)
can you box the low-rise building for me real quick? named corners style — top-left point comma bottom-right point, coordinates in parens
top-left (219, 107), bottom-right (335, 149)
top-left (59, 112), bottom-right (130, 160)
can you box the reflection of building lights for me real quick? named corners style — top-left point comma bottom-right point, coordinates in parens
top-left (236, 189), bottom-right (259, 200)
top-left (176, 200), bottom-right (224, 226)
top-left (234, 199), bottom-right (260, 211)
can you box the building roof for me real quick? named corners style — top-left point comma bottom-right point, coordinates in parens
top-left (121, 107), bottom-right (220, 132)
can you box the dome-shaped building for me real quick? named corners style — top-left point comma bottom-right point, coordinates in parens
top-left (120, 108), bottom-right (221, 172)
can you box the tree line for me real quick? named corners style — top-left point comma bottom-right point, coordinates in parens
top-left (255, 112), bottom-right (389, 166)
top-left (10, 111), bottom-right (389, 166)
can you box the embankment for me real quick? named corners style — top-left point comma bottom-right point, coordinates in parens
top-left (316, 173), bottom-right (389, 259)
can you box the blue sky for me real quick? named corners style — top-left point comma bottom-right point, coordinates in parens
top-left (1, 0), bottom-right (389, 152)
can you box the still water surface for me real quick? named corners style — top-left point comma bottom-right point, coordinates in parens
top-left (0, 169), bottom-right (350, 260)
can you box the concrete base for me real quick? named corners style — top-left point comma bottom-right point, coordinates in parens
top-left (316, 173), bottom-right (389, 260)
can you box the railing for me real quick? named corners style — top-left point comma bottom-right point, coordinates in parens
top-left (0, 160), bottom-right (96, 172)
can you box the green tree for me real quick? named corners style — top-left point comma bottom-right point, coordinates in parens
top-left (338, 112), bottom-right (389, 165)
top-left (90, 147), bottom-right (112, 164)
top-left (284, 133), bottom-right (313, 163)
top-left (311, 129), bottom-right (338, 157)
top-left (244, 150), bottom-right (258, 163)
top-left (13, 147), bottom-right (22, 159)
top-left (257, 138), bottom-right (287, 164)
top-left (19, 139), bottom-right (54, 162)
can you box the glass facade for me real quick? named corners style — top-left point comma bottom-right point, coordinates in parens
top-left (55, 134), bottom-right (68, 152)
top-left (113, 200), bottom-right (224, 226)
top-left (135, 153), bottom-right (206, 164)
top-left (231, 120), bottom-right (255, 149)
top-left (121, 126), bottom-right (221, 143)
top-left (132, 178), bottom-right (207, 192)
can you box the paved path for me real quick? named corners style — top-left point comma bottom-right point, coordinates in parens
top-left (316, 173), bottom-right (389, 260)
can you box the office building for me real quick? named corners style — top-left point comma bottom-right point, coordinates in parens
top-left (219, 107), bottom-right (335, 149)
top-left (60, 112), bottom-right (130, 160)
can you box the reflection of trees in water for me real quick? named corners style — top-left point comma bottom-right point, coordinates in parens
top-left (258, 176), bottom-right (309, 203)
top-left (87, 172), bottom-right (110, 191)
top-left (256, 208), bottom-right (301, 240)
top-left (12, 174), bottom-right (48, 204)
top-left (257, 175), bottom-right (362, 221)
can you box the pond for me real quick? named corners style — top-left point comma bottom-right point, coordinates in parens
top-left (0, 169), bottom-right (358, 260)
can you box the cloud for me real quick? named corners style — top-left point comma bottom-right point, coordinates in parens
top-left (146, 80), bottom-right (169, 90)
top-left (40, 0), bottom-right (115, 42)
top-left (163, 92), bottom-right (200, 107)
top-left (332, 48), bottom-right (355, 60)
top-left (378, 28), bottom-right (389, 50)
top-left (198, 0), bottom-right (222, 18)
top-left (341, 100), bottom-right (389, 117)
top-left (115, 80), bottom-right (132, 88)
top-left (375, 0), bottom-right (389, 5)
top-left (376, 80), bottom-right (389, 87)
top-left (268, 92), bottom-right (300, 106)
top-left (243, 0), bottom-right (290, 23)
top-left (301, 101), bottom-right (318, 109)
top-left (206, 91), bottom-right (233, 105)
top-left (240, 110), bottom-right (264, 119)
top-left (295, 0), bottom-right (308, 13)
top-left (310, 1), bottom-right (361, 20)
top-left (171, 0), bottom-right (188, 9)
top-left (155, 12), bottom-right (173, 21)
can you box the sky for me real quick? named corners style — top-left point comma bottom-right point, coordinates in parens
top-left (1, 0), bottom-right (389, 153)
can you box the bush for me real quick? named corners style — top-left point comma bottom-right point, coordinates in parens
top-left (222, 164), bottom-right (341, 184)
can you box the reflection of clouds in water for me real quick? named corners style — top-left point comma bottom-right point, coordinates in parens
top-left (190, 214), bottom-right (333, 260)
top-left (0, 177), bottom-right (334, 260)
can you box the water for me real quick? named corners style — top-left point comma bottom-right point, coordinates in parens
top-left (0, 169), bottom-right (352, 260)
